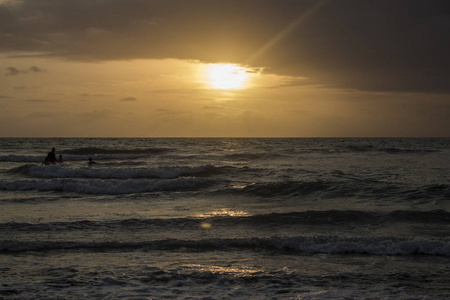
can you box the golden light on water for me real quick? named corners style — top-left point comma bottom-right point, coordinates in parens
top-left (186, 264), bottom-right (261, 277)
top-left (204, 64), bottom-right (250, 89)
top-left (199, 222), bottom-right (213, 229)
top-left (197, 209), bottom-right (250, 218)
top-left (197, 209), bottom-right (250, 229)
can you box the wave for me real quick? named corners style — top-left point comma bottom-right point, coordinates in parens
top-left (222, 152), bottom-right (287, 161)
top-left (224, 181), bottom-right (330, 198)
top-left (380, 147), bottom-right (437, 154)
top-left (0, 177), bottom-right (208, 195)
top-left (0, 155), bottom-right (45, 163)
top-left (343, 144), bottom-right (438, 154)
top-left (4, 210), bottom-right (448, 232)
top-left (345, 144), bottom-right (375, 153)
top-left (0, 146), bottom-right (173, 163)
top-left (216, 180), bottom-right (450, 201)
top-left (8, 164), bottom-right (222, 179)
top-left (0, 155), bottom-right (112, 163)
top-left (344, 145), bottom-right (435, 154)
top-left (1, 236), bottom-right (449, 256)
top-left (3, 166), bottom-right (448, 199)
top-left (60, 147), bottom-right (171, 155)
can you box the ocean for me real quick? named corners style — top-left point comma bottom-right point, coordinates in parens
top-left (0, 138), bottom-right (449, 299)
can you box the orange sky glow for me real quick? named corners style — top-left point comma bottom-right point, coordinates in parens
top-left (1, 0), bottom-right (449, 137)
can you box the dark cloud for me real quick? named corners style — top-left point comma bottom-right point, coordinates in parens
top-left (5, 67), bottom-right (20, 76)
top-left (120, 97), bottom-right (137, 101)
top-left (29, 65), bottom-right (46, 73)
top-left (1, 0), bottom-right (449, 93)
top-left (5, 66), bottom-right (46, 76)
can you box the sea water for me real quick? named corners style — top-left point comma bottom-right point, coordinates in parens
top-left (0, 138), bottom-right (449, 299)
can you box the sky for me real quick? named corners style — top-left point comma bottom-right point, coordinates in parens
top-left (1, 0), bottom-right (449, 137)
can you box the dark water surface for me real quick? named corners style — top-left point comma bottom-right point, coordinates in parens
top-left (1, 138), bottom-right (449, 299)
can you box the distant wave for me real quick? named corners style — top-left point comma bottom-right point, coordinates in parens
top-left (344, 144), bottom-right (438, 154)
top-left (379, 147), bottom-right (437, 154)
top-left (0, 177), bottom-right (208, 194)
top-left (1, 236), bottom-right (449, 256)
top-left (345, 144), bottom-right (375, 152)
top-left (226, 181), bottom-right (329, 197)
top-left (215, 180), bottom-right (450, 201)
top-left (0, 145), bottom-right (439, 163)
top-left (0, 155), bottom-right (107, 163)
top-left (2, 171), bottom-right (448, 199)
top-left (0, 155), bottom-right (44, 163)
top-left (61, 147), bottom-right (171, 155)
top-left (8, 164), bottom-right (222, 179)
top-left (222, 152), bottom-right (287, 161)
top-left (3, 210), bottom-right (449, 231)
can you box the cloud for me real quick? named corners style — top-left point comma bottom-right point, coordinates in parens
top-left (5, 66), bottom-right (46, 76)
top-left (120, 97), bottom-right (137, 101)
top-left (5, 67), bottom-right (20, 76)
top-left (77, 110), bottom-right (114, 121)
top-left (28, 111), bottom-right (68, 119)
top-left (29, 65), bottom-right (46, 73)
top-left (80, 93), bottom-right (106, 97)
top-left (1, 0), bottom-right (450, 93)
top-left (202, 106), bottom-right (225, 110)
top-left (156, 109), bottom-right (190, 115)
top-left (25, 99), bottom-right (59, 103)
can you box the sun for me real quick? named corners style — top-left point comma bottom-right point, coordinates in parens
top-left (205, 64), bottom-right (250, 89)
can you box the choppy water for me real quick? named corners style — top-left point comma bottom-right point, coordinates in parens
top-left (1, 138), bottom-right (449, 299)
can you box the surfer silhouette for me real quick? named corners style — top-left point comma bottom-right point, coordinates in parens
top-left (58, 155), bottom-right (63, 163)
top-left (88, 158), bottom-right (96, 165)
top-left (44, 148), bottom-right (57, 165)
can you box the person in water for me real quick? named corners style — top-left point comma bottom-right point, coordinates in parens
top-left (88, 158), bottom-right (96, 165)
top-left (58, 155), bottom-right (63, 163)
top-left (44, 148), bottom-right (57, 165)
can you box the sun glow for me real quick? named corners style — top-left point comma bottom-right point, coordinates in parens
top-left (205, 64), bottom-right (250, 89)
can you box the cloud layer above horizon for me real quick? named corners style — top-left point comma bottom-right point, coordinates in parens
top-left (1, 0), bottom-right (449, 93)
